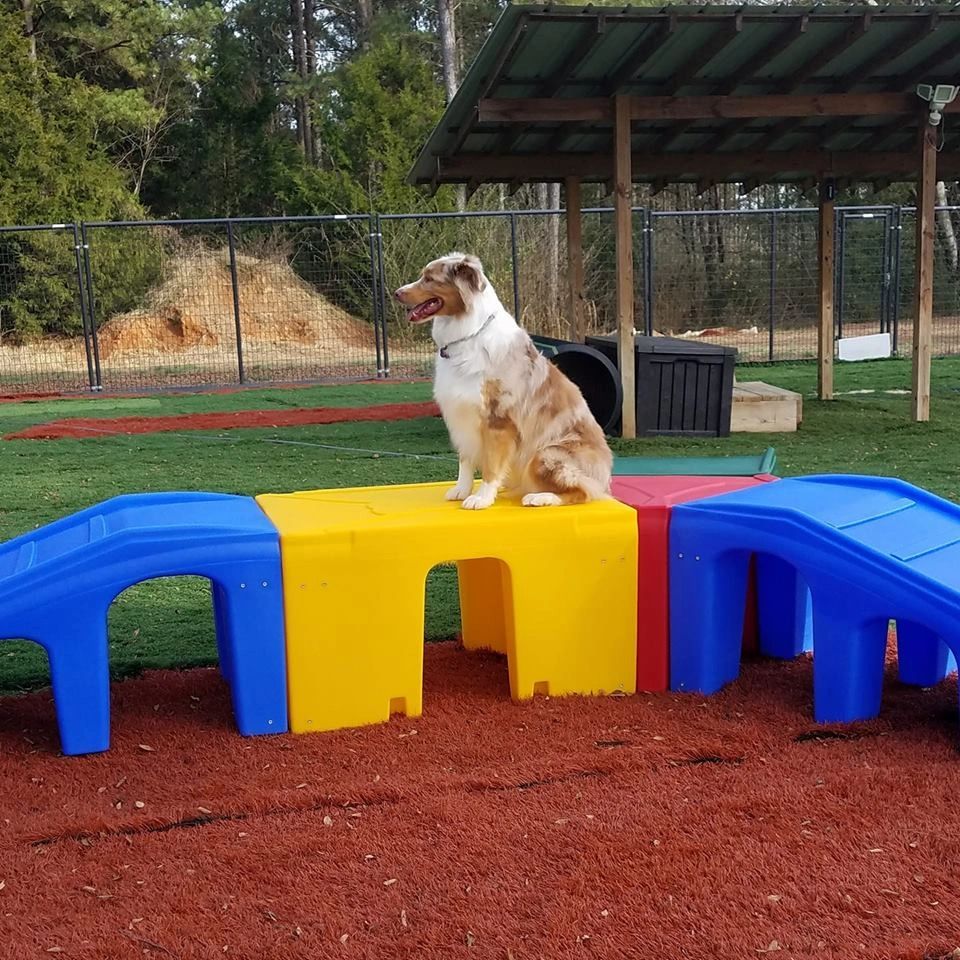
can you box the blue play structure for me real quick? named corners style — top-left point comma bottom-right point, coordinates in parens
top-left (0, 492), bottom-right (287, 755)
top-left (670, 475), bottom-right (960, 723)
top-left (4, 472), bottom-right (960, 756)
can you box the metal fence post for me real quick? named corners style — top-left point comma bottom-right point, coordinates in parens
top-left (769, 210), bottom-right (777, 362)
top-left (368, 215), bottom-right (384, 377)
top-left (891, 205), bottom-right (903, 355)
top-left (225, 221), bottom-right (246, 384)
top-left (71, 223), bottom-right (97, 391)
top-left (879, 208), bottom-right (891, 337)
top-left (79, 223), bottom-right (103, 391)
top-left (375, 215), bottom-right (390, 377)
top-left (835, 210), bottom-right (846, 340)
top-left (644, 210), bottom-right (655, 336)
top-left (509, 212), bottom-right (521, 322)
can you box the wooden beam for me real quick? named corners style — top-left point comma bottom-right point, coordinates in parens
top-left (489, 19), bottom-right (609, 156)
top-left (435, 149), bottom-right (960, 183)
top-left (718, 16), bottom-right (808, 93)
top-left (439, 15), bottom-right (528, 160)
top-left (481, 14), bottom-right (529, 98)
top-left (477, 92), bottom-right (943, 125)
top-left (818, 180), bottom-right (836, 401)
top-left (522, 9), bottom-right (845, 25)
top-left (565, 178), bottom-right (585, 343)
top-left (613, 95), bottom-right (636, 439)
top-left (912, 120), bottom-right (937, 422)
top-left (702, 14), bottom-right (871, 153)
top-left (832, 33), bottom-right (960, 153)
top-left (780, 14), bottom-right (872, 93)
top-left (602, 18), bottom-right (675, 97)
top-left (771, 14), bottom-right (941, 152)
top-left (651, 17), bottom-right (741, 96)
top-left (427, 162), bottom-right (442, 198)
top-left (540, 20), bottom-right (607, 98)
top-left (480, 98), bottom-right (613, 123)
top-left (445, 108), bottom-right (479, 160)
top-left (654, 16), bottom-right (808, 153)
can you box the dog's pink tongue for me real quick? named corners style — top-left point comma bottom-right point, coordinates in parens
top-left (409, 298), bottom-right (441, 322)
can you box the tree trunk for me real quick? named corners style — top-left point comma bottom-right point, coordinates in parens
top-left (537, 183), bottom-right (562, 331)
top-left (21, 0), bottom-right (37, 63)
top-left (356, 0), bottom-right (374, 51)
top-left (438, 0), bottom-right (459, 103)
top-left (936, 180), bottom-right (959, 271)
top-left (304, 0), bottom-right (320, 163)
top-left (290, 0), bottom-right (313, 163)
top-left (438, 0), bottom-right (465, 211)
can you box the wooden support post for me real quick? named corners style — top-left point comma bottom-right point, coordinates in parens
top-left (817, 180), bottom-right (835, 400)
top-left (912, 120), bottom-right (937, 422)
top-left (565, 177), bottom-right (585, 342)
top-left (613, 95), bottom-right (636, 439)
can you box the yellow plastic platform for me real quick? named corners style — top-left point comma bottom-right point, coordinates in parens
top-left (256, 482), bottom-right (637, 734)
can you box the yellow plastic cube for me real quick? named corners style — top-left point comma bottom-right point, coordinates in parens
top-left (256, 482), bottom-right (637, 734)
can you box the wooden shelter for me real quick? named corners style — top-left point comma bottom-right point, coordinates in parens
top-left (409, 4), bottom-right (960, 437)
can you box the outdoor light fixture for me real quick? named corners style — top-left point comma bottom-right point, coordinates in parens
top-left (916, 83), bottom-right (959, 126)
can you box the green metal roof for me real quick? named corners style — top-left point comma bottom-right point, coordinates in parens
top-left (409, 4), bottom-right (960, 187)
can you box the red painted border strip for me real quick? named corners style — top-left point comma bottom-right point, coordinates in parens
top-left (5, 401), bottom-right (442, 440)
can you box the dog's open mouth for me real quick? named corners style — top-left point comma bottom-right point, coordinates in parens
top-left (407, 298), bottom-right (443, 323)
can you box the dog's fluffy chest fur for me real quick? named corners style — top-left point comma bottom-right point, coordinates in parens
top-left (431, 308), bottom-right (531, 465)
top-left (432, 310), bottom-right (525, 407)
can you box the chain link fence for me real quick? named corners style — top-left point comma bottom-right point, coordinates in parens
top-left (0, 206), bottom-right (958, 395)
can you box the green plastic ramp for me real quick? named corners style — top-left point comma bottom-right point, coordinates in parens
top-left (613, 447), bottom-right (776, 477)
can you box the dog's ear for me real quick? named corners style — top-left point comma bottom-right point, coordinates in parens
top-left (451, 254), bottom-right (486, 293)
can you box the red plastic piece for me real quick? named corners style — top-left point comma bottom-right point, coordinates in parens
top-left (610, 475), bottom-right (778, 692)
top-left (741, 555), bottom-right (759, 655)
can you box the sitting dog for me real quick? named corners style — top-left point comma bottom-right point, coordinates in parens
top-left (394, 252), bottom-right (612, 510)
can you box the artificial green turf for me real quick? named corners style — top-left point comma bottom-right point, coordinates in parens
top-left (1, 359), bottom-right (960, 693)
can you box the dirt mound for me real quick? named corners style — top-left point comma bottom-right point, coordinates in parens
top-left (97, 249), bottom-right (369, 359)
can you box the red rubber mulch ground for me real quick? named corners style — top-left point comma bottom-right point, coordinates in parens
top-left (4, 401), bottom-right (441, 440)
top-left (2, 641), bottom-right (960, 959)
top-left (0, 379), bottom-right (432, 405)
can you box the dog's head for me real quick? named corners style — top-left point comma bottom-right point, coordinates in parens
top-left (394, 252), bottom-right (487, 324)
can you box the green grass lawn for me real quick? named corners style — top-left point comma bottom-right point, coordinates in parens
top-left (1, 358), bottom-right (959, 694)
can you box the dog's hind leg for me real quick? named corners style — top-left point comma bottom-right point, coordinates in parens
top-left (520, 446), bottom-right (604, 508)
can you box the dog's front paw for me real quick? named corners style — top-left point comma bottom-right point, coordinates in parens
top-left (462, 493), bottom-right (494, 510)
top-left (445, 484), bottom-right (472, 501)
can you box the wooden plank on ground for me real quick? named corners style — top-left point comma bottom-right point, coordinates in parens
top-left (732, 381), bottom-right (802, 433)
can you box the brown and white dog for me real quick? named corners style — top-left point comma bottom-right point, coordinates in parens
top-left (395, 252), bottom-right (612, 510)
